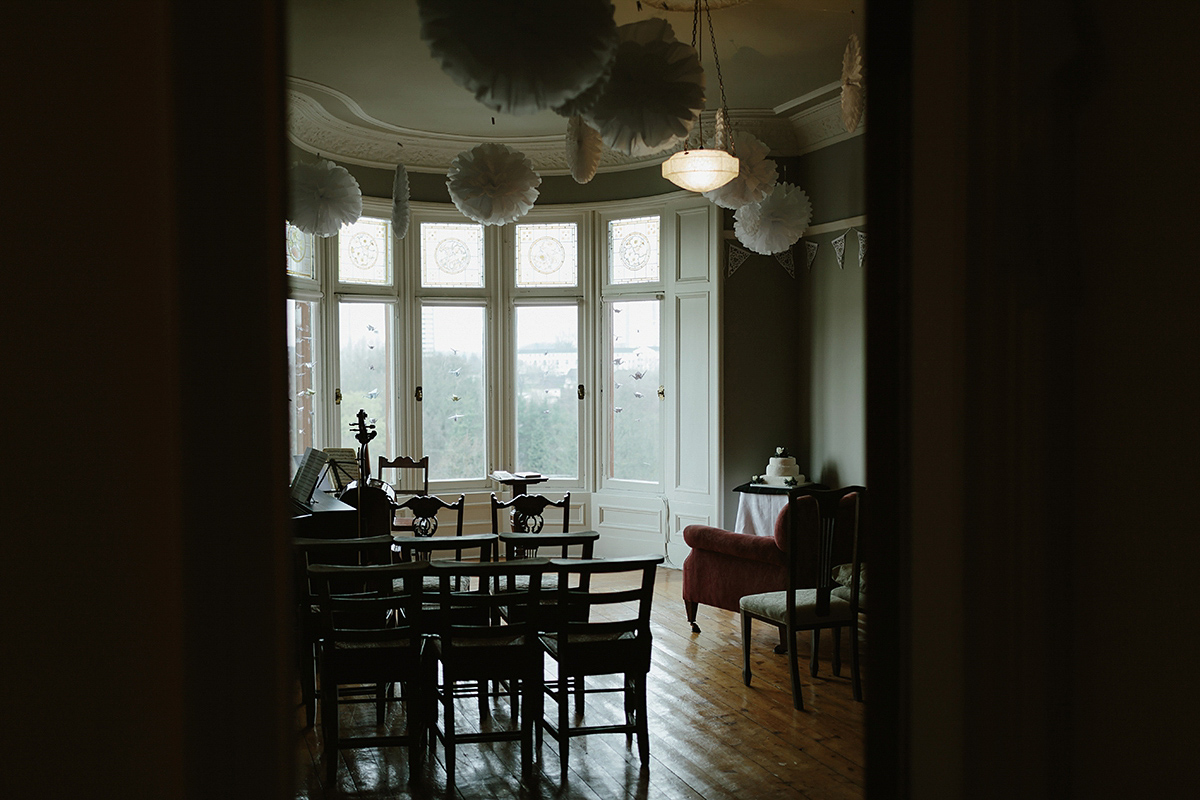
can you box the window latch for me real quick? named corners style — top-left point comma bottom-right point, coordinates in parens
top-left (335, 388), bottom-right (342, 405)
top-left (657, 385), bottom-right (665, 400)
top-left (577, 384), bottom-right (585, 400)
top-left (415, 386), bottom-right (423, 401)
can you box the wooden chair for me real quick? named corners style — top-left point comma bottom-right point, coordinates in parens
top-left (308, 559), bottom-right (431, 783)
top-left (378, 455), bottom-right (429, 532)
top-left (392, 492), bottom-right (464, 539)
top-left (538, 555), bottom-right (665, 781)
top-left (491, 491), bottom-right (570, 537)
top-left (292, 534), bottom-right (394, 728)
top-left (739, 486), bottom-right (865, 710)
top-left (489, 491), bottom-right (598, 614)
top-left (426, 558), bottom-right (551, 791)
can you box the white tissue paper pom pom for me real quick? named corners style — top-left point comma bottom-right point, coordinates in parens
top-left (447, 143), bottom-right (542, 226)
top-left (288, 159), bottom-right (362, 238)
top-left (565, 116), bottom-right (604, 185)
top-left (841, 34), bottom-right (866, 133)
top-left (734, 182), bottom-right (813, 255)
top-left (418, 0), bottom-right (618, 116)
top-left (585, 17), bottom-right (705, 157)
top-left (391, 164), bottom-right (411, 240)
top-left (702, 130), bottom-right (778, 210)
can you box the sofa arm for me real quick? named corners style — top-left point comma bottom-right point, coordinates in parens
top-left (682, 525), bottom-right (784, 565)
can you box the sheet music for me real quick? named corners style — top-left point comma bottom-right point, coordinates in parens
top-left (322, 447), bottom-right (360, 491)
top-left (290, 447), bottom-right (329, 505)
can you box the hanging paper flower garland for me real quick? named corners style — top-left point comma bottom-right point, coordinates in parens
top-left (565, 116), bottom-right (604, 185)
top-left (288, 158), bottom-right (362, 238)
top-left (585, 18), bottom-right (705, 157)
top-left (702, 130), bottom-right (778, 210)
top-left (841, 34), bottom-right (866, 133)
top-left (417, 0), bottom-right (618, 116)
top-left (446, 143), bottom-right (541, 226)
top-left (392, 163), bottom-right (410, 240)
top-left (733, 182), bottom-right (813, 255)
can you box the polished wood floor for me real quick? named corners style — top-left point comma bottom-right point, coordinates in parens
top-left (294, 566), bottom-right (865, 799)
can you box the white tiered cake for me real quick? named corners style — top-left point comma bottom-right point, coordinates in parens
top-left (754, 447), bottom-right (806, 487)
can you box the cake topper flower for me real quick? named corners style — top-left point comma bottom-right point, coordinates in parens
top-left (775, 446), bottom-right (790, 457)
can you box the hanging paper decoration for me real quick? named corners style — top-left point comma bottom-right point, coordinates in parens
top-left (841, 34), bottom-right (866, 133)
top-left (857, 229), bottom-right (867, 267)
top-left (417, 0), bottom-right (618, 116)
top-left (391, 163), bottom-right (410, 240)
top-left (805, 240), bottom-right (819, 271)
top-left (565, 116), bottom-right (603, 185)
top-left (584, 18), bottom-right (705, 157)
top-left (288, 158), bottom-right (362, 238)
top-left (702, 130), bottom-right (778, 210)
top-left (733, 182), bottom-right (813, 255)
top-left (554, 52), bottom-right (613, 119)
top-left (774, 247), bottom-right (796, 278)
top-left (446, 143), bottom-right (541, 226)
top-left (726, 239), bottom-right (752, 277)
top-left (832, 231), bottom-right (848, 268)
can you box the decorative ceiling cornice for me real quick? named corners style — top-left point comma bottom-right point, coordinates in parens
top-left (777, 80), bottom-right (867, 155)
top-left (286, 78), bottom-right (861, 175)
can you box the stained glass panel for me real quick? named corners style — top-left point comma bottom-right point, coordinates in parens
top-left (286, 223), bottom-right (314, 279)
top-left (338, 217), bottom-right (392, 285)
top-left (421, 222), bottom-right (485, 288)
top-left (515, 222), bottom-right (578, 287)
top-left (608, 215), bottom-right (661, 285)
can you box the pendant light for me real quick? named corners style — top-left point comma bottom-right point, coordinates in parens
top-left (660, 0), bottom-right (739, 193)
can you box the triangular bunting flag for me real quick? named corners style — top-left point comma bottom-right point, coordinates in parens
top-left (805, 240), bottom-right (819, 271)
top-left (832, 231), bottom-right (848, 269)
top-left (726, 239), bottom-right (753, 277)
top-left (857, 229), bottom-right (867, 268)
top-left (774, 246), bottom-right (795, 278)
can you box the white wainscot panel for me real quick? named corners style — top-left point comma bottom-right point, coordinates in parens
top-left (675, 293), bottom-right (711, 493)
top-left (593, 500), bottom-right (665, 559)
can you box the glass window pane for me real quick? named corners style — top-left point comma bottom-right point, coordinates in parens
top-left (287, 299), bottom-right (319, 455)
top-left (338, 302), bottom-right (394, 467)
top-left (608, 215), bottom-right (661, 285)
top-left (286, 223), bottom-right (315, 279)
top-left (608, 300), bottom-right (661, 482)
top-left (422, 306), bottom-right (486, 481)
top-left (515, 306), bottom-right (579, 478)
top-left (515, 222), bottom-right (578, 288)
top-left (421, 222), bottom-right (485, 288)
top-left (338, 217), bottom-right (392, 285)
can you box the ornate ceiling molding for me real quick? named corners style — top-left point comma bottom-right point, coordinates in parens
top-left (286, 78), bottom-right (856, 175)
top-left (778, 81), bottom-right (866, 155)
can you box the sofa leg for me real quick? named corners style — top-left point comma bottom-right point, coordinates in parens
top-left (774, 625), bottom-right (787, 654)
top-left (685, 600), bottom-right (701, 633)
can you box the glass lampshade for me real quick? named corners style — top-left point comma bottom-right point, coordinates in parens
top-left (661, 148), bottom-right (739, 193)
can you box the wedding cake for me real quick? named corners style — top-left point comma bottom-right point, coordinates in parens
top-left (753, 447), bottom-right (806, 487)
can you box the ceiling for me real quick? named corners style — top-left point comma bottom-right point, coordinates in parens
top-left (286, 0), bottom-right (864, 174)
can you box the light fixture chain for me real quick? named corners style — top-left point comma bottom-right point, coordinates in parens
top-left (690, 0), bottom-right (703, 149)
top-left (706, 0), bottom-right (728, 116)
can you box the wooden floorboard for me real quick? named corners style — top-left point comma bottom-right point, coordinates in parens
top-left (294, 566), bottom-right (865, 799)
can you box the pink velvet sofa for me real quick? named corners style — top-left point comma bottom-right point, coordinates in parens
top-left (681, 504), bottom-right (791, 632)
